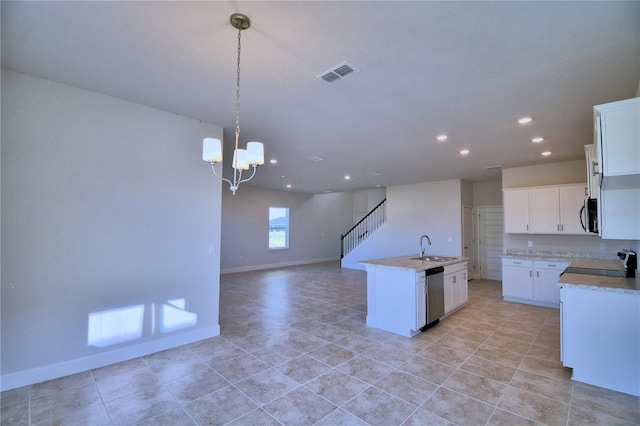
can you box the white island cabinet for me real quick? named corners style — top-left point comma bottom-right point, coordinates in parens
top-left (560, 267), bottom-right (640, 396)
top-left (361, 256), bottom-right (468, 337)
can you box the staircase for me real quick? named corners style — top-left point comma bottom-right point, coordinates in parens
top-left (341, 198), bottom-right (387, 258)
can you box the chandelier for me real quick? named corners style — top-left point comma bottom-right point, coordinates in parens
top-left (202, 13), bottom-right (264, 194)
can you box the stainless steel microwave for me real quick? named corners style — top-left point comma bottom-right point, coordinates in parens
top-left (580, 198), bottom-right (598, 234)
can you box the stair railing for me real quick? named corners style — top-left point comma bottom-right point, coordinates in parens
top-left (341, 198), bottom-right (387, 258)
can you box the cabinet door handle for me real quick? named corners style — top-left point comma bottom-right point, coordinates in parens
top-left (453, 276), bottom-right (457, 283)
top-left (529, 270), bottom-right (532, 277)
top-left (526, 224), bottom-right (529, 231)
top-left (536, 271), bottom-right (539, 278)
top-left (514, 261), bottom-right (522, 264)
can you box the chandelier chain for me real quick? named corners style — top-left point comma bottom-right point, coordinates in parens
top-left (235, 21), bottom-right (242, 153)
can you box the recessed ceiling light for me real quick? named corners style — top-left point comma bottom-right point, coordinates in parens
top-left (436, 134), bottom-right (448, 142)
top-left (286, 184), bottom-right (292, 188)
top-left (270, 159), bottom-right (278, 164)
top-left (366, 171), bottom-right (382, 176)
top-left (305, 155), bottom-right (324, 162)
top-left (460, 149), bottom-right (470, 155)
top-left (344, 175), bottom-right (351, 180)
top-left (280, 175), bottom-right (286, 178)
top-left (532, 137), bottom-right (544, 143)
top-left (518, 116), bottom-right (533, 124)
top-left (541, 151), bottom-right (552, 156)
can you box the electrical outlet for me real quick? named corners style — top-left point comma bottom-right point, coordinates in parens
top-left (208, 243), bottom-right (215, 254)
top-left (527, 241), bottom-right (533, 247)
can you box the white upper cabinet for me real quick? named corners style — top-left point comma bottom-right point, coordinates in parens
top-left (530, 187), bottom-right (561, 233)
top-left (504, 184), bottom-right (587, 235)
top-left (503, 189), bottom-right (531, 233)
top-left (594, 97), bottom-right (640, 189)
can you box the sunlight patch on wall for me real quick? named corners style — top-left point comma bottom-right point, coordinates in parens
top-left (87, 305), bottom-right (145, 348)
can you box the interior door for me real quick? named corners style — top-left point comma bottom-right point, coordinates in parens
top-left (462, 205), bottom-right (475, 279)
top-left (477, 206), bottom-right (503, 281)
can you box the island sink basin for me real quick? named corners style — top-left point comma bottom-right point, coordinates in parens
top-left (411, 256), bottom-right (456, 262)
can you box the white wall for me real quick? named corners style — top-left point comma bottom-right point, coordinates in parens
top-left (342, 179), bottom-right (464, 270)
top-left (352, 188), bottom-right (386, 223)
top-left (502, 160), bottom-right (634, 257)
top-left (1, 71), bottom-right (223, 391)
top-left (473, 180), bottom-right (502, 206)
top-left (220, 186), bottom-right (353, 273)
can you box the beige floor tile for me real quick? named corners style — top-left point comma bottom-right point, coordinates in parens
top-left (498, 386), bottom-right (569, 425)
top-left (526, 343), bottom-right (561, 363)
top-left (519, 355), bottom-right (572, 382)
top-left (510, 369), bottom-right (572, 403)
top-left (399, 355), bottom-right (456, 385)
top-left (487, 408), bottom-right (540, 425)
top-left (336, 355), bottom-right (394, 384)
top-left (373, 370), bottom-right (438, 406)
top-left (313, 408), bottom-right (370, 425)
top-left (403, 408), bottom-right (454, 425)
top-left (459, 355), bottom-right (517, 384)
top-left (421, 387), bottom-right (494, 425)
top-left (234, 368), bottom-right (300, 405)
top-left (164, 368), bottom-right (229, 403)
top-left (263, 386), bottom-right (337, 424)
top-left (442, 370), bottom-right (507, 405)
top-left (571, 382), bottom-right (640, 424)
top-left (482, 334), bottom-right (532, 355)
top-left (473, 344), bottom-right (525, 368)
top-left (211, 352), bottom-right (270, 384)
top-left (184, 385), bottom-right (258, 425)
top-left (305, 368), bottom-right (368, 405)
top-left (420, 343), bottom-right (471, 367)
top-left (275, 354), bottom-right (332, 384)
top-left (104, 386), bottom-right (181, 425)
top-left (342, 386), bottom-right (417, 426)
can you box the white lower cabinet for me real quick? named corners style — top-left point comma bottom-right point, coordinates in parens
top-left (444, 262), bottom-right (468, 315)
top-left (561, 285), bottom-right (640, 396)
top-left (502, 258), bottom-right (569, 308)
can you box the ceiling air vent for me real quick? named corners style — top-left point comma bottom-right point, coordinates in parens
top-left (316, 61), bottom-right (360, 84)
top-left (484, 165), bottom-right (503, 171)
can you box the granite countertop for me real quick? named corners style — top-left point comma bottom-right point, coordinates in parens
top-left (360, 255), bottom-right (468, 271)
top-left (502, 253), bottom-right (577, 262)
top-left (559, 258), bottom-right (640, 294)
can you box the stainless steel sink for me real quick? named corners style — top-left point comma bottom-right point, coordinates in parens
top-left (411, 256), bottom-right (456, 262)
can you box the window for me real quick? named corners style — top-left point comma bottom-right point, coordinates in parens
top-left (269, 207), bottom-right (289, 249)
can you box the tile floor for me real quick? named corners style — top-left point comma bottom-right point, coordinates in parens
top-left (2, 262), bottom-right (639, 425)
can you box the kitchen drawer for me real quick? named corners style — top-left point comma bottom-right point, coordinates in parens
top-left (534, 260), bottom-right (569, 271)
top-left (444, 262), bottom-right (462, 274)
top-left (502, 258), bottom-right (533, 268)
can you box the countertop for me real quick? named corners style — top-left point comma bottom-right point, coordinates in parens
top-left (559, 258), bottom-right (640, 294)
top-left (360, 255), bottom-right (468, 271)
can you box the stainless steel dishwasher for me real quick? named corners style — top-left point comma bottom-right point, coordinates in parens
top-left (421, 266), bottom-right (445, 330)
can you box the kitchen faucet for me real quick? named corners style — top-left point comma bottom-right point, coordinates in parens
top-left (419, 234), bottom-right (432, 258)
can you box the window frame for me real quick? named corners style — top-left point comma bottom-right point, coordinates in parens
top-left (268, 206), bottom-right (290, 250)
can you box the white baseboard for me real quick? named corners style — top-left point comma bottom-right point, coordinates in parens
top-left (220, 257), bottom-right (339, 275)
top-left (0, 325), bottom-right (220, 392)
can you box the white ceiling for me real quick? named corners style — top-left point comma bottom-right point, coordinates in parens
top-left (2, 1), bottom-right (639, 194)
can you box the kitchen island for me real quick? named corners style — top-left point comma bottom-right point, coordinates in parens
top-left (559, 258), bottom-right (640, 396)
top-left (360, 255), bottom-right (468, 337)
